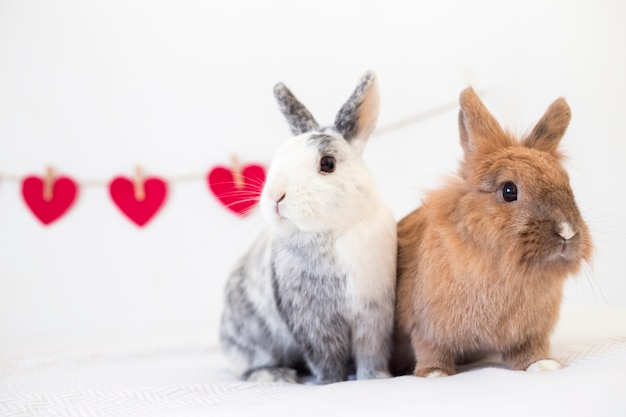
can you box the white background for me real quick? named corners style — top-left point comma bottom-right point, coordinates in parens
top-left (1, 0), bottom-right (625, 349)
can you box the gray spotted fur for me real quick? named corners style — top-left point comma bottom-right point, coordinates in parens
top-left (221, 225), bottom-right (394, 383)
top-left (220, 72), bottom-right (393, 384)
top-left (220, 232), bottom-right (354, 384)
top-left (271, 232), bottom-right (352, 383)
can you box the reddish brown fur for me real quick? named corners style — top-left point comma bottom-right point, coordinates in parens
top-left (392, 87), bottom-right (593, 376)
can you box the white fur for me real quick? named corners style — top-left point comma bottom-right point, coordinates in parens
top-left (259, 128), bottom-right (397, 310)
top-left (558, 221), bottom-right (576, 240)
top-left (247, 368), bottom-right (298, 383)
top-left (425, 370), bottom-right (449, 378)
top-left (260, 132), bottom-right (383, 234)
top-left (526, 359), bottom-right (563, 372)
top-left (336, 207), bottom-right (396, 305)
top-left (258, 130), bottom-right (397, 381)
top-left (337, 201), bottom-right (396, 379)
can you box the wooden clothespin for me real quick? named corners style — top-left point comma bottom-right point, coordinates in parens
top-left (231, 155), bottom-right (244, 190)
top-left (134, 166), bottom-right (146, 201)
top-left (43, 166), bottom-right (55, 202)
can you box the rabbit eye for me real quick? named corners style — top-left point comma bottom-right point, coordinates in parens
top-left (502, 182), bottom-right (518, 202)
top-left (320, 155), bottom-right (336, 173)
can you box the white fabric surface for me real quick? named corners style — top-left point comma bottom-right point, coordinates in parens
top-left (2, 309), bottom-right (625, 417)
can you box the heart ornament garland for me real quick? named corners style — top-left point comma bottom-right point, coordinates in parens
top-left (16, 158), bottom-right (266, 227)
top-left (5, 98), bottom-right (453, 228)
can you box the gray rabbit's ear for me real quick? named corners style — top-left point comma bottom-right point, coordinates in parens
top-left (274, 83), bottom-right (320, 136)
top-left (334, 71), bottom-right (380, 155)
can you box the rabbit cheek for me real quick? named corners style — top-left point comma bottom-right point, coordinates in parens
top-left (517, 223), bottom-right (559, 265)
top-left (517, 221), bottom-right (579, 269)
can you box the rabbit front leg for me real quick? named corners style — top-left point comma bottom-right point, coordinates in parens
top-left (220, 305), bottom-right (302, 383)
top-left (271, 266), bottom-right (352, 384)
top-left (298, 318), bottom-right (352, 384)
top-left (352, 303), bottom-right (393, 380)
top-left (220, 253), bottom-right (305, 383)
top-left (337, 220), bottom-right (397, 380)
top-left (411, 334), bottom-right (456, 377)
top-left (504, 336), bottom-right (562, 372)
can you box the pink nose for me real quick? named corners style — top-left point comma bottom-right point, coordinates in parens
top-left (558, 221), bottom-right (576, 240)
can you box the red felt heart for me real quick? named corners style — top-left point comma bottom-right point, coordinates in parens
top-left (21, 176), bottom-right (78, 225)
top-left (109, 177), bottom-right (167, 227)
top-left (208, 164), bottom-right (266, 216)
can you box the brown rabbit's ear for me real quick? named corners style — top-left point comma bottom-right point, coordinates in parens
top-left (458, 87), bottom-right (508, 157)
top-left (522, 98), bottom-right (571, 155)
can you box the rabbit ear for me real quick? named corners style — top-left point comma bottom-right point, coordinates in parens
top-left (522, 98), bottom-right (571, 155)
top-left (458, 87), bottom-right (509, 156)
top-left (274, 83), bottom-right (320, 136)
top-left (334, 71), bottom-right (380, 155)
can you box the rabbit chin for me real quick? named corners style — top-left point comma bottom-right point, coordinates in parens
top-left (266, 213), bottom-right (333, 236)
top-left (267, 214), bottom-right (299, 236)
top-left (259, 201), bottom-right (301, 236)
top-left (521, 242), bottom-right (585, 274)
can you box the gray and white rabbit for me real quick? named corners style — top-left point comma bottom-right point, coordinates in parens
top-left (219, 71), bottom-right (397, 384)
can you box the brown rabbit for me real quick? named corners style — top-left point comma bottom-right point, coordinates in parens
top-left (392, 87), bottom-right (593, 377)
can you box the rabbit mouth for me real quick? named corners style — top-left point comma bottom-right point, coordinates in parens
top-left (520, 238), bottom-right (582, 267)
top-left (274, 203), bottom-right (296, 228)
top-left (519, 220), bottom-right (585, 266)
top-left (557, 241), bottom-right (573, 259)
top-left (546, 238), bottom-right (582, 264)
top-left (274, 202), bottom-right (284, 219)
top-left (272, 204), bottom-right (289, 224)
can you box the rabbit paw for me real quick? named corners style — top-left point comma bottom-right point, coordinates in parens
top-left (425, 369), bottom-right (450, 378)
top-left (246, 367), bottom-right (299, 383)
top-left (414, 367), bottom-right (452, 378)
top-left (357, 369), bottom-right (392, 380)
top-left (526, 359), bottom-right (563, 372)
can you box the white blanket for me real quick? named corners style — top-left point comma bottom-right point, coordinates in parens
top-left (2, 309), bottom-right (625, 417)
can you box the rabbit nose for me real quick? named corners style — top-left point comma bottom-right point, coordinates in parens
top-left (277, 193), bottom-right (286, 203)
top-left (557, 221), bottom-right (576, 240)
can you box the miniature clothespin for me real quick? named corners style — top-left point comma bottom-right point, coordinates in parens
top-left (231, 155), bottom-right (244, 190)
top-left (43, 166), bottom-right (55, 202)
top-left (134, 166), bottom-right (146, 202)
